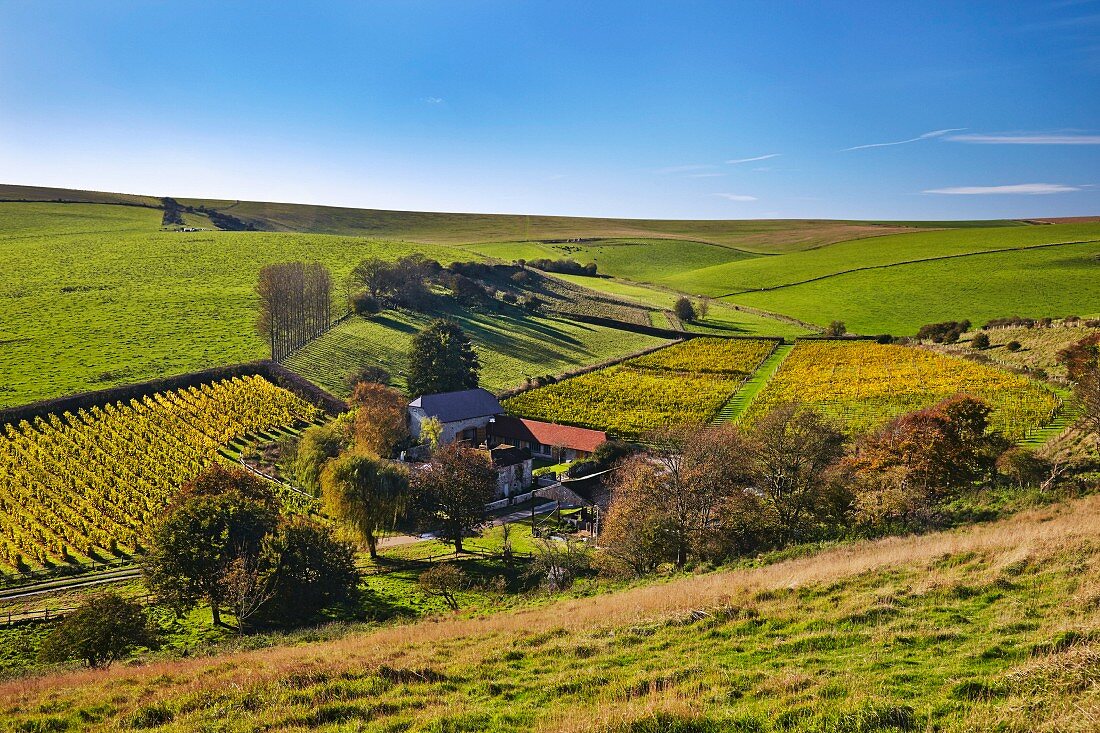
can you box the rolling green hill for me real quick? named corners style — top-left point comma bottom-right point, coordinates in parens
top-left (284, 308), bottom-right (669, 398)
top-left (730, 237), bottom-right (1100, 335)
top-left (1, 186), bottom-right (1096, 408)
top-left (2, 183), bottom-right (979, 252)
top-left (664, 223), bottom-right (1100, 296)
top-left (0, 202), bottom-right (463, 406)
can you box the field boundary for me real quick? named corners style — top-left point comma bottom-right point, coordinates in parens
top-left (496, 338), bottom-right (683, 400)
top-left (0, 361), bottom-right (345, 427)
top-left (710, 342), bottom-right (794, 424)
top-left (715, 237), bottom-right (1100, 297)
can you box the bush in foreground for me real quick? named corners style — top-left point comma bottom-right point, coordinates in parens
top-left (39, 592), bottom-right (157, 668)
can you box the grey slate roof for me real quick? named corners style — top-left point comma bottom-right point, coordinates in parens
top-left (408, 388), bottom-right (503, 423)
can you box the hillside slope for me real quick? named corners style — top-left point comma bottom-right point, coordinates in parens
top-left (4, 495), bottom-right (1097, 732)
top-left (0, 183), bottom-right (985, 252)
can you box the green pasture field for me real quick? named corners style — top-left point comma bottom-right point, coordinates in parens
top-left (663, 222), bottom-right (1100, 297)
top-left (465, 237), bottom-right (757, 283)
top-left (1, 183), bottom-right (979, 251)
top-left (283, 309), bottom-right (669, 397)
top-left (0, 203), bottom-right (464, 407)
top-left (729, 237), bottom-right (1100, 335)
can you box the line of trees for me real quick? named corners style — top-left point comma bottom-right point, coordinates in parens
top-left (600, 395), bottom-right (1028, 575)
top-left (256, 262), bottom-right (333, 361)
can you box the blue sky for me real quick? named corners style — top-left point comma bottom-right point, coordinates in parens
top-left (1, 1), bottom-right (1097, 219)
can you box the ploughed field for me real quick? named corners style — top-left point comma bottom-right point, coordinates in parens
top-left (742, 340), bottom-right (1063, 440)
top-left (502, 338), bottom-right (776, 438)
top-left (0, 376), bottom-right (319, 573)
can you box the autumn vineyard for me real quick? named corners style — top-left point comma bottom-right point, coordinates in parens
top-left (0, 376), bottom-right (320, 573)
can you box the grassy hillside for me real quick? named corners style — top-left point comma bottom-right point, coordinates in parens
top-left (549, 274), bottom-right (816, 337)
top-left (663, 223), bottom-right (1100, 296)
top-left (284, 310), bottom-right (669, 397)
top-left (0, 203), bottom-right (463, 407)
top-left (1, 183), bottom-right (978, 252)
top-left (0, 183), bottom-right (161, 208)
top-left (730, 237), bottom-right (1100, 335)
top-left (3, 495), bottom-right (1097, 731)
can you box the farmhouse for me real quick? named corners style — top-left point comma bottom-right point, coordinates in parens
top-left (487, 415), bottom-right (607, 461)
top-left (482, 444), bottom-right (533, 497)
top-left (407, 388), bottom-right (503, 446)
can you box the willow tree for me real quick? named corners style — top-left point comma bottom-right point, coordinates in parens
top-left (321, 453), bottom-right (411, 559)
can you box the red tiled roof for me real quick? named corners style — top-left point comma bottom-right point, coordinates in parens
top-left (490, 416), bottom-right (607, 453)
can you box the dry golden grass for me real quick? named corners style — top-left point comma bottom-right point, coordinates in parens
top-left (4, 494), bottom-right (1099, 722)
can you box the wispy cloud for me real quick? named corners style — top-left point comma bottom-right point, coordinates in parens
top-left (657, 164), bottom-right (716, 175)
top-left (923, 183), bottom-right (1081, 195)
top-left (843, 128), bottom-right (965, 151)
top-left (727, 153), bottom-right (780, 164)
top-left (714, 192), bottom-right (758, 202)
top-left (422, 96), bottom-right (445, 104)
top-left (947, 133), bottom-right (1100, 144)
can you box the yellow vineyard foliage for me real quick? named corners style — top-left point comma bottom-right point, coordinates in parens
top-left (627, 337), bottom-right (777, 374)
top-left (504, 339), bottom-right (776, 438)
top-left (0, 376), bottom-right (321, 573)
top-left (744, 340), bottom-right (1062, 439)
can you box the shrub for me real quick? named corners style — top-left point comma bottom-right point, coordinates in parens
top-left (971, 333), bottom-right (990, 350)
top-left (1006, 341), bottom-right (1022, 352)
top-left (39, 592), bottom-right (158, 668)
top-left (345, 365), bottom-right (391, 389)
top-left (996, 447), bottom-right (1050, 488)
top-left (824, 321), bottom-right (847, 337)
top-left (527, 258), bottom-right (597, 276)
top-left (875, 334), bottom-right (894, 344)
top-left (917, 320), bottom-right (970, 343)
top-left (418, 564), bottom-right (469, 610)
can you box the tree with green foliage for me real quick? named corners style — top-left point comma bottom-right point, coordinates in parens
top-left (673, 297), bottom-right (696, 322)
top-left (262, 518), bottom-right (360, 622)
top-left (294, 414), bottom-right (354, 493)
top-left (39, 592), bottom-right (157, 668)
top-left (144, 466), bottom-right (280, 627)
top-left (406, 319), bottom-right (480, 398)
top-left (412, 444), bottom-right (496, 552)
top-left (744, 403), bottom-right (847, 541)
top-left (322, 452), bottom-right (411, 558)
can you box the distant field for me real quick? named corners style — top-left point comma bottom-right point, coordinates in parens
top-left (743, 340), bottom-right (1062, 441)
top-left (664, 222), bottom-right (1100, 296)
top-left (1, 183), bottom-right (980, 252)
top-left (0, 203), bottom-right (464, 407)
top-left (729, 238), bottom-right (1100, 335)
top-left (550, 274), bottom-right (815, 337)
top-left (283, 309), bottom-right (668, 397)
